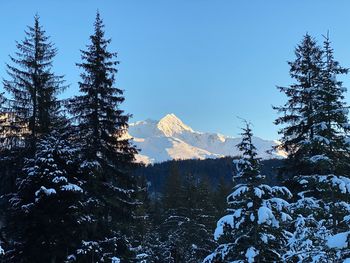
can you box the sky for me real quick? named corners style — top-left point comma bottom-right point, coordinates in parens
top-left (1, 1), bottom-right (350, 140)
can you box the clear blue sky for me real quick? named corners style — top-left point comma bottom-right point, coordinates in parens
top-left (1, 1), bottom-right (350, 140)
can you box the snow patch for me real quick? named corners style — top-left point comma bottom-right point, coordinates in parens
top-left (35, 186), bottom-right (56, 197)
top-left (327, 231), bottom-right (350, 249)
top-left (61, 183), bottom-right (83, 193)
top-left (257, 206), bottom-right (276, 226)
top-left (245, 247), bottom-right (258, 263)
top-left (214, 215), bottom-right (234, 240)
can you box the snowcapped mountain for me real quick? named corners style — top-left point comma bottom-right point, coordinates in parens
top-left (128, 113), bottom-right (286, 164)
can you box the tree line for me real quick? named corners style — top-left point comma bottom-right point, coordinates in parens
top-left (132, 157), bottom-right (284, 194)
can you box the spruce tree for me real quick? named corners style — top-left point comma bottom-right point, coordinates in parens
top-left (130, 175), bottom-right (157, 262)
top-left (67, 12), bottom-right (138, 261)
top-left (184, 176), bottom-right (216, 262)
top-left (0, 15), bottom-right (66, 202)
top-left (275, 33), bottom-right (350, 176)
top-left (275, 33), bottom-right (350, 262)
top-left (309, 34), bottom-right (350, 174)
top-left (283, 177), bottom-right (341, 262)
top-left (160, 166), bottom-right (216, 263)
top-left (274, 34), bottom-right (323, 175)
top-left (204, 123), bottom-right (292, 263)
top-left (213, 176), bottom-right (232, 220)
top-left (160, 163), bottom-right (185, 262)
top-left (3, 132), bottom-right (84, 263)
top-left (1, 15), bottom-right (65, 152)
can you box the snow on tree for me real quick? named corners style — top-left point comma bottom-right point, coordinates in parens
top-left (179, 174), bottom-right (217, 262)
top-left (283, 186), bottom-right (331, 262)
top-left (0, 15), bottom-right (67, 203)
top-left (283, 174), bottom-right (350, 262)
top-left (274, 34), bottom-right (324, 175)
top-left (274, 33), bottom-right (350, 176)
top-left (128, 175), bottom-right (159, 262)
top-left (0, 243), bottom-right (4, 260)
top-left (274, 33), bottom-right (350, 262)
top-left (67, 11), bottom-right (138, 261)
top-left (204, 123), bottom-right (292, 263)
top-left (2, 132), bottom-right (84, 262)
top-left (160, 165), bottom-right (216, 263)
top-left (309, 34), bottom-right (350, 175)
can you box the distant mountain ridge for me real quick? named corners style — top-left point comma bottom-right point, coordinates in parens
top-left (128, 113), bottom-right (286, 164)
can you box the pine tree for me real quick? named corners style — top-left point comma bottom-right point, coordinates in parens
top-left (67, 12), bottom-right (138, 261)
top-left (275, 33), bottom-right (350, 262)
top-left (204, 123), bottom-right (292, 263)
top-left (183, 176), bottom-right (216, 262)
top-left (0, 15), bottom-right (65, 202)
top-left (282, 171), bottom-right (350, 262)
top-left (1, 15), bottom-right (65, 152)
top-left (213, 176), bottom-right (232, 220)
top-left (274, 34), bottom-right (324, 175)
top-left (130, 175), bottom-right (157, 262)
top-left (308, 34), bottom-right (350, 175)
top-left (160, 163), bottom-right (185, 262)
top-left (284, 183), bottom-right (336, 262)
top-left (135, 201), bottom-right (163, 263)
top-left (160, 166), bottom-right (216, 263)
top-left (3, 132), bottom-right (84, 263)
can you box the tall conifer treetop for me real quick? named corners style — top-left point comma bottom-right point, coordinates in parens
top-left (310, 34), bottom-right (350, 174)
top-left (2, 15), bottom-right (65, 151)
top-left (274, 33), bottom-right (350, 262)
top-left (68, 11), bottom-right (137, 170)
top-left (67, 12), bottom-right (138, 261)
top-left (274, 34), bottom-right (323, 174)
top-left (274, 33), bottom-right (350, 175)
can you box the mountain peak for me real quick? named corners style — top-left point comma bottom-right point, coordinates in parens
top-left (129, 114), bottom-right (285, 164)
top-left (157, 113), bottom-right (193, 137)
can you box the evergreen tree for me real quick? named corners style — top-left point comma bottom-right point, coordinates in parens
top-left (274, 34), bottom-right (323, 175)
top-left (0, 15), bottom-right (65, 202)
top-left (130, 175), bottom-right (158, 262)
top-left (160, 163), bottom-right (185, 262)
top-left (204, 123), bottom-right (292, 263)
top-left (184, 176), bottom-right (216, 262)
top-left (3, 132), bottom-right (84, 263)
top-left (1, 15), bottom-right (65, 152)
top-left (160, 166), bottom-right (216, 263)
top-left (282, 172), bottom-right (350, 262)
top-left (309, 34), bottom-right (350, 175)
top-left (275, 33), bottom-right (350, 262)
top-left (141, 190), bottom-right (164, 263)
top-left (275, 33), bottom-right (350, 176)
top-left (213, 176), bottom-right (232, 220)
top-left (67, 12), bottom-right (138, 261)
top-left (283, 181), bottom-right (336, 262)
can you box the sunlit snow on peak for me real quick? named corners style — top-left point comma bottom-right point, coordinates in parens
top-left (128, 113), bottom-right (285, 164)
top-left (157, 113), bottom-right (194, 137)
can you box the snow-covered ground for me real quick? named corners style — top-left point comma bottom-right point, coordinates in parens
top-left (128, 113), bottom-right (286, 164)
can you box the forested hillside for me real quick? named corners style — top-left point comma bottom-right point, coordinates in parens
top-left (133, 157), bottom-right (285, 194)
